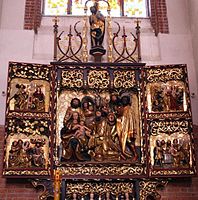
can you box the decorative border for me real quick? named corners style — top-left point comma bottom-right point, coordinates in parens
top-left (3, 170), bottom-right (50, 176)
top-left (59, 164), bottom-right (146, 178)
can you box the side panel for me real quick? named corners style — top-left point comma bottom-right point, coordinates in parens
top-left (144, 64), bottom-right (196, 177)
top-left (3, 62), bottom-right (54, 177)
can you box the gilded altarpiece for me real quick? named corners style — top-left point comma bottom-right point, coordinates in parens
top-left (3, 63), bottom-right (196, 178)
top-left (2, 62), bottom-right (196, 199)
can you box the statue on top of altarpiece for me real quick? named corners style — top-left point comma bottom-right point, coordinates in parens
top-left (89, 2), bottom-right (105, 48)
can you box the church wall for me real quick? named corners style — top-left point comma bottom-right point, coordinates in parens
top-left (188, 0), bottom-right (198, 106)
top-left (0, 0), bottom-right (25, 30)
top-left (0, 0), bottom-right (198, 126)
top-left (0, 0), bottom-right (3, 27)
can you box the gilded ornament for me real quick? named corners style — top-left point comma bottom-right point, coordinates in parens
top-left (88, 70), bottom-right (110, 89)
top-left (113, 70), bottom-right (136, 88)
top-left (147, 67), bottom-right (184, 83)
top-left (61, 70), bottom-right (84, 88)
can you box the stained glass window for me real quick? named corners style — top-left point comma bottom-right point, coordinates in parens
top-left (44, 0), bottom-right (148, 17)
top-left (124, 0), bottom-right (147, 17)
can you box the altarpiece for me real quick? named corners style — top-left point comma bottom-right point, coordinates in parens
top-left (2, 0), bottom-right (196, 199)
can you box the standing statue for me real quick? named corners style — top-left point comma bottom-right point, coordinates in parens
top-left (89, 2), bottom-right (105, 48)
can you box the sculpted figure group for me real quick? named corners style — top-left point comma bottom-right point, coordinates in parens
top-left (8, 138), bottom-right (46, 168)
top-left (151, 84), bottom-right (184, 112)
top-left (60, 94), bottom-right (139, 162)
top-left (11, 83), bottom-right (45, 112)
top-left (153, 138), bottom-right (190, 168)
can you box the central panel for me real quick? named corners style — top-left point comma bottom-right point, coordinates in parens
top-left (54, 63), bottom-right (146, 178)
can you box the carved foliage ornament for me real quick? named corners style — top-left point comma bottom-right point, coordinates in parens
top-left (146, 67), bottom-right (184, 83)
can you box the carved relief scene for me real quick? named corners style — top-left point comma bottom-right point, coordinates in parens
top-left (8, 79), bottom-right (50, 113)
top-left (146, 81), bottom-right (187, 113)
top-left (5, 133), bottom-right (49, 169)
top-left (149, 120), bottom-right (192, 169)
top-left (56, 67), bottom-right (143, 165)
top-left (145, 66), bottom-right (189, 113)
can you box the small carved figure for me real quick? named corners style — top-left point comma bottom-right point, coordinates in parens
top-left (152, 87), bottom-right (164, 112)
top-left (89, 2), bottom-right (105, 48)
top-left (20, 140), bottom-right (32, 167)
top-left (31, 85), bottom-right (45, 112)
top-left (73, 120), bottom-right (92, 139)
top-left (92, 112), bottom-right (120, 161)
top-left (153, 140), bottom-right (163, 166)
top-left (163, 140), bottom-right (173, 165)
top-left (61, 109), bottom-right (91, 162)
top-left (109, 93), bottom-right (120, 113)
top-left (81, 96), bottom-right (95, 129)
top-left (63, 98), bottom-right (84, 129)
top-left (181, 141), bottom-right (190, 166)
top-left (171, 139), bottom-right (182, 167)
top-left (116, 95), bottom-right (138, 161)
top-left (8, 140), bottom-right (22, 167)
top-left (12, 84), bottom-right (28, 110)
top-left (31, 139), bottom-right (45, 167)
top-left (175, 87), bottom-right (184, 110)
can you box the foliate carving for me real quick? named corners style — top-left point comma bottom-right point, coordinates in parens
top-left (9, 62), bottom-right (51, 81)
top-left (61, 70), bottom-right (84, 88)
top-left (88, 70), bottom-right (110, 89)
top-left (7, 112), bottom-right (51, 119)
top-left (7, 118), bottom-right (49, 136)
top-left (139, 180), bottom-right (167, 200)
top-left (66, 182), bottom-right (133, 196)
top-left (3, 170), bottom-right (50, 176)
top-left (146, 68), bottom-right (184, 83)
top-left (149, 120), bottom-right (189, 136)
top-left (113, 70), bottom-right (136, 88)
top-left (59, 165), bottom-right (145, 176)
top-left (31, 179), bottom-right (54, 200)
top-left (148, 112), bottom-right (190, 119)
top-left (151, 169), bottom-right (195, 176)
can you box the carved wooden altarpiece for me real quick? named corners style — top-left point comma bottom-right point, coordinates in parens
top-left (2, 1), bottom-right (197, 199)
top-left (2, 62), bottom-right (196, 199)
